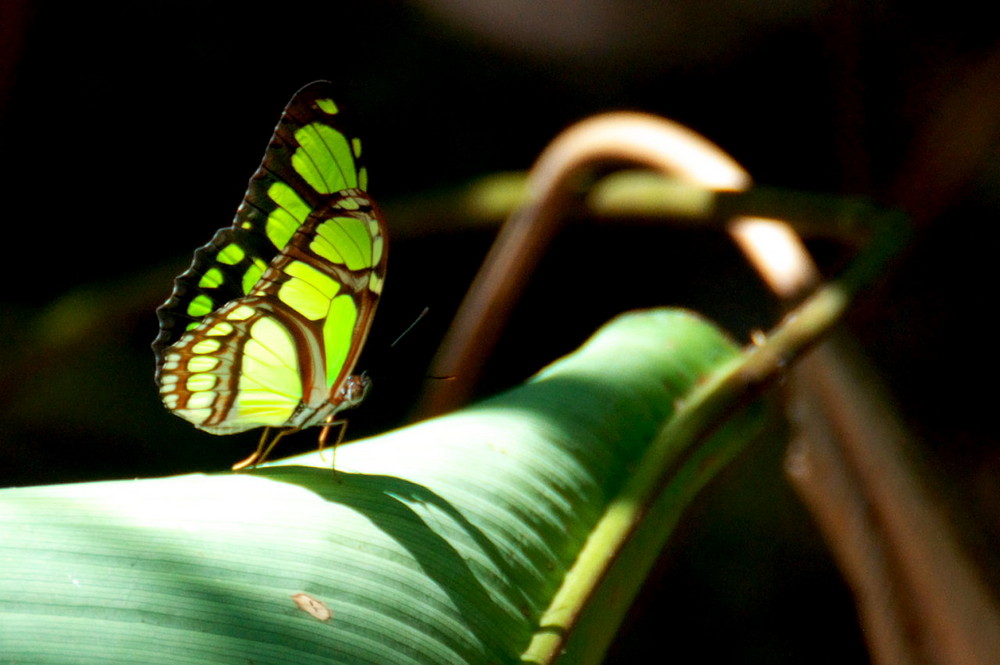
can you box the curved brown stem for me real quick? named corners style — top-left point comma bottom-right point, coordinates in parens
top-left (413, 106), bottom-right (1000, 663)
top-left (413, 112), bottom-right (817, 418)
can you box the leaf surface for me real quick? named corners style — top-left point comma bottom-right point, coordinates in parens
top-left (0, 308), bottom-right (757, 664)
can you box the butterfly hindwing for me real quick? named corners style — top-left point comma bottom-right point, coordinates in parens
top-left (154, 82), bottom-right (385, 436)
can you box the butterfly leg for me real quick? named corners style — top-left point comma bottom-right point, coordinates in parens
top-left (318, 418), bottom-right (349, 470)
top-left (232, 427), bottom-right (294, 470)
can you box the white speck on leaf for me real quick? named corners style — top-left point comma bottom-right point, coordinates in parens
top-left (291, 592), bottom-right (333, 622)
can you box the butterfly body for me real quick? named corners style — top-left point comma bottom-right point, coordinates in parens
top-left (153, 83), bottom-right (386, 447)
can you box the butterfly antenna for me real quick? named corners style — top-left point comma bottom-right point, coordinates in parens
top-left (390, 307), bottom-right (429, 348)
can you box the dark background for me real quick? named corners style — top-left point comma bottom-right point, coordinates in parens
top-left (2, 2), bottom-right (999, 662)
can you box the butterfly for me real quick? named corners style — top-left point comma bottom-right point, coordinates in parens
top-left (152, 82), bottom-right (387, 468)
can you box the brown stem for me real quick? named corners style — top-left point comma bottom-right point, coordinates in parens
top-left (411, 106), bottom-right (999, 663)
top-left (413, 112), bottom-right (814, 417)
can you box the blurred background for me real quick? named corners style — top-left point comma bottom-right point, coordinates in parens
top-left (2, 1), bottom-right (999, 661)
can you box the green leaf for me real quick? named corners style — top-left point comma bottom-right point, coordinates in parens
top-left (0, 308), bottom-right (765, 664)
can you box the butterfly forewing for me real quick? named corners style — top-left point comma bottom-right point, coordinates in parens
top-left (154, 82), bottom-right (385, 436)
top-left (153, 82), bottom-right (368, 361)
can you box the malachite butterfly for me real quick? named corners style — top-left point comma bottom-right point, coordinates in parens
top-left (152, 82), bottom-right (387, 467)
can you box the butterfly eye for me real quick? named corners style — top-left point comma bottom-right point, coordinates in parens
top-left (339, 373), bottom-right (372, 409)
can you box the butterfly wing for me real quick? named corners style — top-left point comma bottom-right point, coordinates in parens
top-left (154, 82), bottom-right (386, 434)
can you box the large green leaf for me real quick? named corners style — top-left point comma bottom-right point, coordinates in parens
top-left (0, 308), bottom-right (764, 664)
